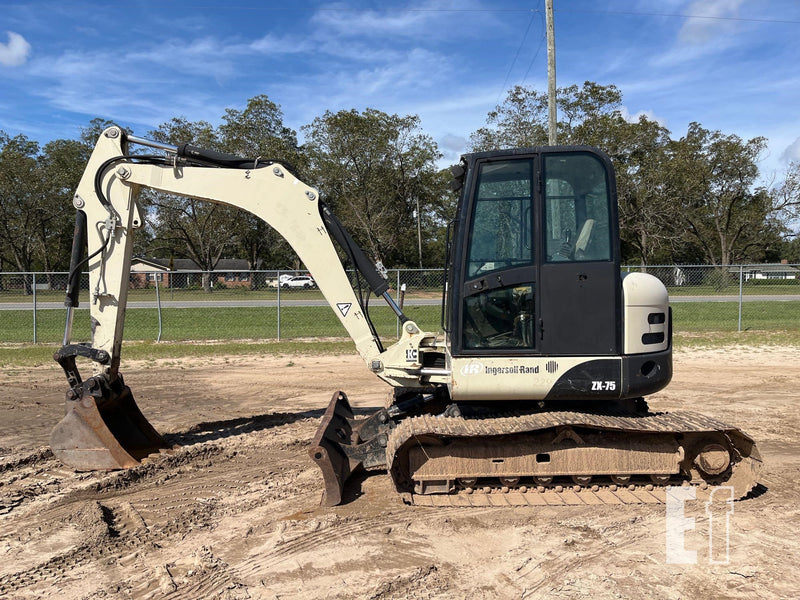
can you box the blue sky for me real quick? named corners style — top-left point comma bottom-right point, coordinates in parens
top-left (2, 0), bottom-right (800, 180)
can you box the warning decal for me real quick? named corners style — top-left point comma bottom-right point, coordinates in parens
top-left (337, 303), bottom-right (352, 317)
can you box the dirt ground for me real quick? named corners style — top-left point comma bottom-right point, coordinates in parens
top-left (0, 345), bottom-right (798, 600)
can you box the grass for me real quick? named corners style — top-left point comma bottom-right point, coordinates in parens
top-left (667, 284), bottom-right (800, 296)
top-left (0, 304), bottom-right (442, 344)
top-left (4, 301), bottom-right (796, 344)
top-left (0, 339), bottom-right (358, 368)
top-left (671, 301), bottom-right (800, 331)
top-left (672, 330), bottom-right (800, 349)
top-left (2, 330), bottom-right (797, 369)
top-left (0, 286), bottom-right (326, 304)
top-left (4, 281), bottom-right (797, 304)
top-left (1, 301), bottom-right (797, 367)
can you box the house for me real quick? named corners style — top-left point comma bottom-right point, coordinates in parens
top-left (129, 258), bottom-right (171, 288)
top-left (729, 262), bottom-right (800, 282)
top-left (130, 257), bottom-right (251, 288)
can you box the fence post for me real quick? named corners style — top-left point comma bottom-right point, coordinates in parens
top-left (396, 269), bottom-right (401, 338)
top-left (737, 265), bottom-right (744, 332)
top-left (32, 272), bottom-right (37, 344)
top-left (277, 270), bottom-right (281, 341)
top-left (155, 274), bottom-right (163, 342)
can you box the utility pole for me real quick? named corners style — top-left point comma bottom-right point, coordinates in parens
top-left (546, 0), bottom-right (557, 145)
top-left (415, 198), bottom-right (423, 268)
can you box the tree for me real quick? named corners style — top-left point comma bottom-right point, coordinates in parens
top-left (470, 85), bottom-right (549, 150)
top-left (605, 116), bottom-right (679, 266)
top-left (666, 123), bottom-right (771, 266)
top-left (80, 118), bottom-right (131, 147)
top-left (0, 132), bottom-right (41, 289)
top-left (36, 139), bottom-right (92, 278)
top-left (421, 168), bottom-right (460, 268)
top-left (470, 82), bottom-right (679, 264)
top-left (780, 236), bottom-right (800, 262)
top-left (218, 95), bottom-right (305, 274)
top-left (770, 161), bottom-right (800, 242)
top-left (303, 109), bottom-right (443, 267)
top-left (558, 81), bottom-right (623, 144)
top-left (147, 118), bottom-right (240, 292)
top-left (219, 95), bottom-right (304, 167)
top-left (0, 133), bottom-right (86, 290)
top-left (470, 81), bottom-right (623, 151)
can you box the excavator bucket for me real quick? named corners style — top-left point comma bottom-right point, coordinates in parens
top-left (50, 382), bottom-right (171, 470)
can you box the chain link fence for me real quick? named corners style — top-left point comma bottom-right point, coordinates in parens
top-left (624, 264), bottom-right (800, 333)
top-left (1, 265), bottom-right (798, 344)
top-left (0, 269), bottom-right (446, 344)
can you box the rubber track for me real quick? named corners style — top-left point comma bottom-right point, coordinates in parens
top-left (412, 483), bottom-right (720, 507)
top-left (386, 410), bottom-right (760, 505)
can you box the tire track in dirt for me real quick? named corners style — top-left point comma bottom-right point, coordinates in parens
top-left (1, 348), bottom-right (797, 599)
top-left (513, 516), bottom-right (659, 598)
top-left (1, 410), bottom-right (309, 517)
top-left (208, 506), bottom-right (507, 599)
top-left (0, 415), bottom-right (318, 597)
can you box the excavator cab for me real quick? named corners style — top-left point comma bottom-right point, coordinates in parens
top-left (450, 147), bottom-right (620, 358)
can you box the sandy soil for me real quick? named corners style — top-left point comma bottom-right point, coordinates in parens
top-left (0, 345), bottom-right (798, 599)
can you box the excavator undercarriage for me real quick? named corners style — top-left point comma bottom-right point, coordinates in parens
top-left (310, 392), bottom-right (761, 507)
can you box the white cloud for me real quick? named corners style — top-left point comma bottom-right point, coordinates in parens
top-left (646, 0), bottom-right (747, 70)
top-left (0, 32), bottom-right (31, 67)
top-left (23, 44), bottom-right (230, 132)
top-left (677, 0), bottom-right (746, 45)
top-left (619, 105), bottom-right (667, 127)
top-left (311, 4), bottom-right (433, 37)
top-left (780, 137), bottom-right (800, 164)
top-left (310, 0), bottom-right (501, 42)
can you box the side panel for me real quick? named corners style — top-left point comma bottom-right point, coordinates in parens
top-left (450, 351), bottom-right (671, 402)
top-left (622, 272), bottom-right (670, 354)
top-left (450, 356), bottom-right (621, 401)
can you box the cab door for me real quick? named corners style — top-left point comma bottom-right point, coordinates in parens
top-left (538, 151), bottom-right (620, 355)
top-left (456, 156), bottom-right (538, 354)
top-left (450, 148), bottom-right (621, 358)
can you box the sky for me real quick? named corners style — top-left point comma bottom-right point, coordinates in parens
top-left (2, 0), bottom-right (800, 181)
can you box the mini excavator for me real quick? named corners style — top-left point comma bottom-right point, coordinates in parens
top-left (50, 127), bottom-right (761, 506)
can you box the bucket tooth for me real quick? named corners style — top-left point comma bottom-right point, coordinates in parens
top-left (50, 378), bottom-right (170, 471)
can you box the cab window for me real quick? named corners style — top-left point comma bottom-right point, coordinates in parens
top-left (466, 159), bottom-right (534, 277)
top-left (543, 153), bottom-right (611, 262)
top-left (463, 158), bottom-right (535, 350)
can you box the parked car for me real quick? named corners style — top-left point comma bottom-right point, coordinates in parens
top-left (281, 275), bottom-right (316, 289)
top-left (268, 274), bottom-right (295, 288)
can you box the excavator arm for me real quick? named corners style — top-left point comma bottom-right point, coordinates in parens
top-left (51, 127), bottom-right (447, 503)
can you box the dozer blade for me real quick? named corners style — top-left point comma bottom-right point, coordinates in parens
top-left (50, 382), bottom-right (170, 470)
top-left (309, 391), bottom-right (394, 506)
top-left (309, 391), bottom-right (358, 507)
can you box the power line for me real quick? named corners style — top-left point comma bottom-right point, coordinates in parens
top-left (496, 10), bottom-right (537, 105)
top-left (555, 8), bottom-right (800, 25)
top-left (178, 5), bottom-right (800, 25)
top-left (521, 1), bottom-right (546, 87)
